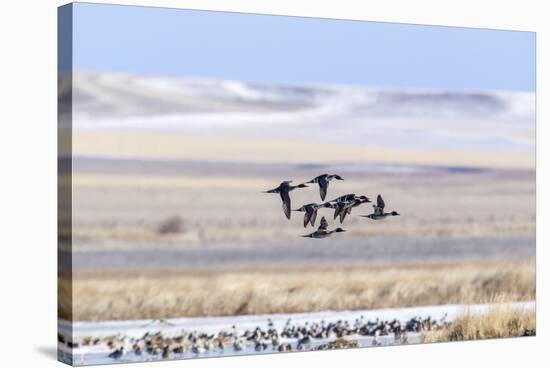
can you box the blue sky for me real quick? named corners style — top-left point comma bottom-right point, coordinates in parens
top-left (69, 2), bottom-right (536, 91)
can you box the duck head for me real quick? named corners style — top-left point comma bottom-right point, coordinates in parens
top-left (391, 211), bottom-right (400, 216)
top-left (335, 228), bottom-right (346, 233)
top-left (296, 183), bottom-right (308, 188)
top-left (333, 175), bottom-right (344, 180)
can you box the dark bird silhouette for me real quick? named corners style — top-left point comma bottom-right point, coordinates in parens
top-left (325, 194), bottom-right (371, 223)
top-left (108, 347), bottom-right (125, 359)
top-left (301, 216), bottom-right (346, 239)
top-left (306, 174), bottom-right (344, 200)
top-left (361, 194), bottom-right (400, 220)
top-left (264, 180), bottom-right (308, 219)
top-left (337, 195), bottom-right (371, 223)
top-left (293, 203), bottom-right (325, 227)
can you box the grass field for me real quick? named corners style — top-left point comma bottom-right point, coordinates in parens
top-left (61, 260), bottom-right (534, 321)
top-left (421, 306), bottom-right (536, 342)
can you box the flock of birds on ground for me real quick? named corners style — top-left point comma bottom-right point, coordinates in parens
top-left (61, 314), bottom-right (451, 361)
top-left (264, 173), bottom-right (400, 238)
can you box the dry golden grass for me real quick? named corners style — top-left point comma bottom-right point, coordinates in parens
top-left (421, 306), bottom-right (536, 342)
top-left (61, 261), bottom-right (535, 321)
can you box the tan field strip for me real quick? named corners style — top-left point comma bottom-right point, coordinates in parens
top-left (71, 132), bottom-right (535, 170)
top-left (72, 174), bottom-right (271, 190)
top-left (61, 260), bottom-right (535, 321)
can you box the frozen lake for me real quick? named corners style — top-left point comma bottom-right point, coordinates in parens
top-left (59, 301), bottom-right (534, 365)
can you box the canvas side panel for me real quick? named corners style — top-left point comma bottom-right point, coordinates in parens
top-left (58, 3), bottom-right (74, 366)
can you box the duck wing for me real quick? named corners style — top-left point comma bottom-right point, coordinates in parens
top-left (339, 209), bottom-right (348, 223)
top-left (303, 207), bottom-right (315, 227)
top-left (377, 195), bottom-right (385, 211)
top-left (318, 177), bottom-right (329, 200)
top-left (280, 191), bottom-right (291, 219)
top-left (310, 208), bottom-right (318, 226)
top-left (373, 195), bottom-right (385, 216)
top-left (339, 203), bottom-right (354, 223)
top-left (333, 202), bottom-right (343, 219)
top-left (318, 216), bottom-right (329, 230)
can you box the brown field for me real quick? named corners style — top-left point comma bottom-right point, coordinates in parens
top-left (71, 132), bottom-right (535, 170)
top-left (61, 260), bottom-right (535, 321)
top-left (67, 159), bottom-right (535, 250)
top-left (421, 306), bottom-right (536, 342)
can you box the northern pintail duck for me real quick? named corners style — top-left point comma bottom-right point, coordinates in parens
top-left (361, 194), bottom-right (400, 220)
top-left (233, 339), bottom-right (244, 351)
top-left (306, 174), bottom-right (344, 200)
top-left (278, 343), bottom-right (292, 352)
top-left (301, 217), bottom-right (345, 239)
top-left (325, 194), bottom-right (371, 223)
top-left (322, 193), bottom-right (356, 212)
top-left (293, 203), bottom-right (325, 227)
top-left (264, 180), bottom-right (308, 219)
top-left (108, 346), bottom-right (125, 359)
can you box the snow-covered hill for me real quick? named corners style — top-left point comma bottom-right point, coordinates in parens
top-left (68, 72), bottom-right (535, 153)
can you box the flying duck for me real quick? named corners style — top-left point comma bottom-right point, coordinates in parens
top-left (264, 180), bottom-right (308, 219)
top-left (336, 195), bottom-right (371, 223)
top-left (306, 174), bottom-right (344, 200)
top-left (322, 194), bottom-right (356, 213)
top-left (361, 194), bottom-right (400, 220)
top-left (325, 194), bottom-right (371, 223)
top-left (301, 217), bottom-right (346, 239)
top-left (293, 203), bottom-right (325, 227)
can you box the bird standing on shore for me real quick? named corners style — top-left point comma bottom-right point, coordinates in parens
top-left (264, 180), bottom-right (308, 219)
top-left (362, 194), bottom-right (400, 220)
top-left (108, 346), bottom-right (125, 359)
top-left (306, 174), bottom-right (344, 200)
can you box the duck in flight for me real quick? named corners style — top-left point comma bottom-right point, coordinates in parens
top-left (337, 195), bottom-right (371, 223)
top-left (323, 194), bottom-right (355, 218)
top-left (325, 194), bottom-right (371, 223)
top-left (264, 180), bottom-right (308, 219)
top-left (306, 174), bottom-right (344, 201)
top-left (301, 216), bottom-right (346, 239)
top-left (293, 203), bottom-right (326, 227)
top-left (361, 194), bottom-right (400, 220)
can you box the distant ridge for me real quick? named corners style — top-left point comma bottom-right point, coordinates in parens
top-left (68, 72), bottom-right (534, 123)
